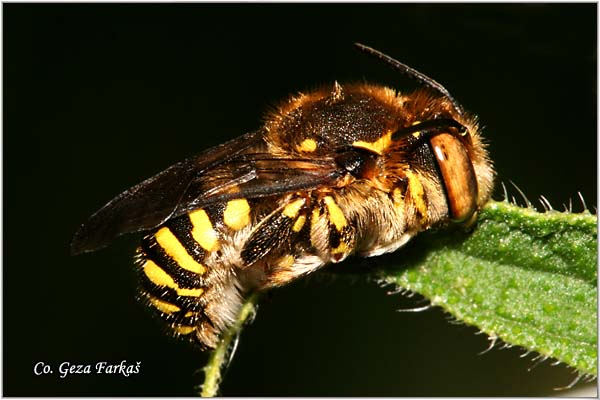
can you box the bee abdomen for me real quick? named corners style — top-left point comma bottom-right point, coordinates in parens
top-left (135, 210), bottom-right (225, 347)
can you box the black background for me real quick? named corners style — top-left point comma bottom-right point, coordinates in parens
top-left (4, 3), bottom-right (597, 397)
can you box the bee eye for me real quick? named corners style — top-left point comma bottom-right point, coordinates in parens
top-left (430, 133), bottom-right (478, 222)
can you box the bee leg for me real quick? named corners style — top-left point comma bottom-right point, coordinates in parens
top-left (258, 254), bottom-right (326, 289)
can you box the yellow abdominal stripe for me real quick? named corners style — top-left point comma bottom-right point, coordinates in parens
top-left (148, 296), bottom-right (181, 314)
top-left (155, 227), bottom-right (206, 275)
top-left (173, 325), bottom-right (196, 335)
top-left (224, 199), bottom-right (250, 230)
top-left (323, 196), bottom-right (347, 231)
top-left (189, 209), bottom-right (219, 252)
top-left (143, 260), bottom-right (204, 297)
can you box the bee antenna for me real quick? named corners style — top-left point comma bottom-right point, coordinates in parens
top-left (354, 43), bottom-right (465, 116)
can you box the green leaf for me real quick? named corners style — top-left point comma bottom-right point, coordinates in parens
top-left (380, 200), bottom-right (597, 376)
top-left (200, 200), bottom-right (597, 395)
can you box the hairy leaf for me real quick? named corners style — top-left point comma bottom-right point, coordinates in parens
top-left (380, 200), bottom-right (597, 376)
top-left (201, 200), bottom-right (597, 395)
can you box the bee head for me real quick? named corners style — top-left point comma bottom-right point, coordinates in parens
top-left (353, 43), bottom-right (494, 225)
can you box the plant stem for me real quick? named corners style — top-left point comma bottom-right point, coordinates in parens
top-left (200, 291), bottom-right (261, 397)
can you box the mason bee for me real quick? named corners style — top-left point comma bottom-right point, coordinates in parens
top-left (71, 44), bottom-right (495, 348)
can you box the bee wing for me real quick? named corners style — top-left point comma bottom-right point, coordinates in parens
top-left (71, 130), bottom-right (263, 254)
top-left (71, 130), bottom-right (342, 255)
top-left (177, 155), bottom-right (342, 209)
